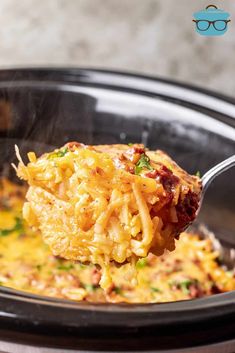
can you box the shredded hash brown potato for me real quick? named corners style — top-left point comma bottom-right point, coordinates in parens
top-left (0, 178), bottom-right (234, 303)
top-left (14, 143), bottom-right (202, 288)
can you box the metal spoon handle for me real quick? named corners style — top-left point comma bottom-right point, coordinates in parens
top-left (202, 155), bottom-right (235, 192)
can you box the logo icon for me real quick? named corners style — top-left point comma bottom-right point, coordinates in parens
top-left (193, 5), bottom-right (231, 36)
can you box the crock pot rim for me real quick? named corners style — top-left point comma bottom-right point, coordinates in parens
top-left (0, 67), bottom-right (234, 320)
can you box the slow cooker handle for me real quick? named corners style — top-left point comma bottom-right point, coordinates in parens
top-left (206, 5), bottom-right (218, 10)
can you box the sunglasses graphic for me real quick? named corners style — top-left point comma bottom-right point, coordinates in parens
top-left (193, 19), bottom-right (231, 32)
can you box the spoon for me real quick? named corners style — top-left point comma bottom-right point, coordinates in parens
top-left (198, 154), bottom-right (235, 212)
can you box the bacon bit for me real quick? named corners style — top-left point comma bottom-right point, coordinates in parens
top-left (65, 142), bottom-right (84, 151)
top-left (91, 268), bottom-right (101, 286)
top-left (5, 272), bottom-right (12, 279)
top-left (207, 274), bottom-right (222, 294)
top-left (119, 154), bottom-right (128, 161)
top-left (189, 283), bottom-right (204, 298)
top-left (120, 284), bottom-right (133, 291)
top-left (172, 259), bottom-right (182, 272)
top-left (105, 284), bottom-right (122, 297)
top-left (146, 165), bottom-right (179, 192)
top-left (67, 274), bottom-right (81, 287)
top-left (125, 146), bottom-right (146, 164)
top-left (145, 170), bottom-right (158, 178)
top-left (129, 153), bottom-right (140, 164)
top-left (55, 273), bottom-right (80, 287)
top-left (54, 255), bottom-right (64, 261)
top-left (127, 166), bottom-right (135, 174)
top-left (115, 146), bottom-right (148, 172)
top-left (91, 167), bottom-right (105, 177)
top-left (132, 146), bottom-right (145, 155)
top-left (96, 167), bottom-right (105, 176)
top-left (176, 191), bottom-right (199, 229)
top-left (115, 154), bottom-right (136, 174)
top-left (151, 191), bottom-right (173, 216)
top-left (210, 283), bottom-right (221, 295)
top-left (147, 253), bottom-right (156, 263)
top-left (170, 283), bottom-right (178, 291)
top-left (169, 206), bottom-right (178, 223)
top-left (105, 282), bottom-right (115, 295)
top-left (9, 190), bottom-right (24, 198)
top-left (193, 258), bottom-right (201, 266)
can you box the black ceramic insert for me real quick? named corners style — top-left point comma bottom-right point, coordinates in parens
top-left (0, 68), bottom-right (234, 351)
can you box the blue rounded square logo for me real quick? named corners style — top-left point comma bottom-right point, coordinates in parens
top-left (193, 5), bottom-right (231, 36)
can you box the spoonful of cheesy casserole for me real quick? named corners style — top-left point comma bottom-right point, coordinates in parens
top-left (14, 142), bottom-right (202, 288)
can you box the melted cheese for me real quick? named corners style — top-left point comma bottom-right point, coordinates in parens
top-left (14, 143), bottom-right (202, 288)
top-left (0, 178), bottom-right (234, 303)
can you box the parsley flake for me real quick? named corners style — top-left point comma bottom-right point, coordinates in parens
top-left (135, 154), bottom-right (153, 175)
top-left (151, 287), bottom-right (162, 293)
top-left (48, 147), bottom-right (69, 159)
top-left (57, 263), bottom-right (74, 271)
top-left (169, 279), bottom-right (197, 295)
top-left (136, 258), bottom-right (148, 269)
top-left (85, 284), bottom-right (98, 292)
top-left (113, 286), bottom-right (122, 295)
top-left (0, 217), bottom-right (24, 237)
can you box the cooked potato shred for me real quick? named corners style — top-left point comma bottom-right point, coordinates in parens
top-left (14, 143), bottom-right (201, 288)
top-left (0, 178), bottom-right (234, 303)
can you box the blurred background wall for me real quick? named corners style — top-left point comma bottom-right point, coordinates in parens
top-left (0, 0), bottom-right (234, 96)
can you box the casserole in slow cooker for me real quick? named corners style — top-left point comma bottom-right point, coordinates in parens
top-left (0, 68), bottom-right (234, 351)
top-left (1, 176), bottom-right (233, 304)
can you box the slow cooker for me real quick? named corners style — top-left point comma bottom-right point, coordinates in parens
top-left (0, 68), bottom-right (234, 352)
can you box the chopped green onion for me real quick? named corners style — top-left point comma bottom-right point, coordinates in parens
top-left (136, 258), bottom-right (148, 269)
top-left (36, 264), bottom-right (42, 271)
top-left (195, 171), bottom-right (201, 178)
top-left (180, 280), bottom-right (193, 295)
top-left (113, 286), bottom-right (122, 295)
top-left (57, 263), bottom-right (74, 271)
top-left (151, 287), bottom-right (162, 293)
top-left (128, 143), bottom-right (133, 146)
top-left (48, 147), bottom-right (68, 159)
top-left (170, 279), bottom-right (196, 295)
top-left (0, 217), bottom-right (24, 237)
top-left (135, 154), bottom-right (153, 175)
top-left (85, 284), bottom-right (98, 292)
top-left (79, 263), bottom-right (87, 269)
top-left (57, 147), bottom-right (69, 157)
top-left (226, 270), bottom-right (234, 277)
